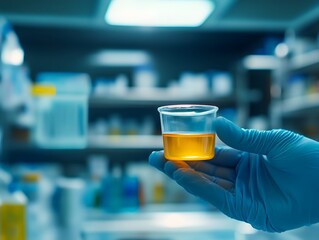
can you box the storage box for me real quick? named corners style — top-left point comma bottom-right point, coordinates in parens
top-left (33, 72), bottom-right (91, 148)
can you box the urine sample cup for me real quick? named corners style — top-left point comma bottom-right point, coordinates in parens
top-left (158, 104), bottom-right (218, 161)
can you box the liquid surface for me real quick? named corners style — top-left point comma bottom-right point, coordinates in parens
top-left (163, 133), bottom-right (215, 161)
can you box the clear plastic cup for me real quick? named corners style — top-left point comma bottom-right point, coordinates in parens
top-left (158, 104), bottom-right (218, 161)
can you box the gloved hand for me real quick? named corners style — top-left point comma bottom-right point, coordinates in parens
top-left (149, 116), bottom-right (319, 232)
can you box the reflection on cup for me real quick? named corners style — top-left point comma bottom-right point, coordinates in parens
top-left (158, 105), bottom-right (218, 161)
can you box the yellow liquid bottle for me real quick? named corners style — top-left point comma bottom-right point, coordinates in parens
top-left (0, 170), bottom-right (12, 240)
top-left (0, 199), bottom-right (3, 240)
top-left (1, 191), bottom-right (27, 240)
top-left (163, 133), bottom-right (216, 161)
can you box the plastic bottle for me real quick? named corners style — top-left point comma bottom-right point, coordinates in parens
top-left (84, 155), bottom-right (108, 208)
top-left (153, 172), bottom-right (164, 204)
top-left (101, 165), bottom-right (122, 212)
top-left (55, 177), bottom-right (85, 228)
top-left (21, 171), bottom-right (42, 240)
top-left (133, 65), bottom-right (158, 90)
top-left (0, 194), bottom-right (2, 239)
top-left (122, 165), bottom-right (141, 212)
top-left (110, 166), bottom-right (123, 212)
top-left (211, 72), bottom-right (233, 96)
top-left (125, 119), bottom-right (138, 135)
top-left (1, 181), bottom-right (27, 240)
top-left (108, 115), bottom-right (121, 135)
top-left (139, 116), bottom-right (154, 135)
top-left (0, 169), bottom-right (12, 240)
top-left (122, 174), bottom-right (139, 212)
top-left (1, 21), bottom-right (26, 111)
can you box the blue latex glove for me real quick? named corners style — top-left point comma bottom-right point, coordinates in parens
top-left (149, 117), bottom-right (319, 232)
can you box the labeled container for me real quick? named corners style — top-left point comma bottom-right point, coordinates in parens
top-left (1, 182), bottom-right (27, 240)
top-left (55, 178), bottom-right (85, 227)
top-left (0, 169), bottom-right (12, 240)
top-left (133, 65), bottom-right (158, 90)
top-left (158, 104), bottom-right (218, 161)
top-left (32, 72), bottom-right (90, 148)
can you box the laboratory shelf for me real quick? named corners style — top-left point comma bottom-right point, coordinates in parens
top-left (8, 135), bottom-right (163, 150)
top-left (242, 55), bottom-right (280, 70)
top-left (82, 204), bottom-right (319, 240)
top-left (88, 135), bottom-right (224, 149)
top-left (87, 135), bottom-right (163, 149)
top-left (82, 209), bottom-right (239, 240)
top-left (5, 135), bottom-right (225, 163)
top-left (281, 93), bottom-right (319, 117)
top-left (289, 49), bottom-right (319, 73)
top-left (4, 135), bottom-right (164, 163)
top-left (89, 88), bottom-right (236, 107)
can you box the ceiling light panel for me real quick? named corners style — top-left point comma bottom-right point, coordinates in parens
top-left (105, 0), bottom-right (215, 27)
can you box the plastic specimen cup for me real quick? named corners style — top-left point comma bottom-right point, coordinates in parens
top-left (158, 104), bottom-right (218, 161)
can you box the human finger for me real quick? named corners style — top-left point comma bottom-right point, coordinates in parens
top-left (149, 150), bottom-right (167, 172)
top-left (211, 146), bottom-right (243, 167)
top-left (173, 168), bottom-right (234, 213)
top-left (187, 161), bottom-right (236, 183)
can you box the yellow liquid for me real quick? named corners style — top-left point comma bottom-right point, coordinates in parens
top-left (163, 133), bottom-right (215, 161)
top-left (1, 204), bottom-right (26, 240)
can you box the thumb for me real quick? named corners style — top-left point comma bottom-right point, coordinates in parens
top-left (214, 117), bottom-right (273, 155)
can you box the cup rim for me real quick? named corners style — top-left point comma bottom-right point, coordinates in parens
top-left (158, 104), bottom-right (218, 116)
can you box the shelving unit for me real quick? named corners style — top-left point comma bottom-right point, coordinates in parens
top-left (2, 69), bottom-right (257, 164)
top-left (6, 134), bottom-right (227, 164)
top-left (281, 93), bottom-right (319, 117)
top-left (270, 24), bottom-right (319, 135)
top-left (5, 85), bottom-right (233, 163)
top-left (90, 88), bottom-right (236, 107)
top-left (277, 49), bottom-right (319, 118)
top-left (8, 135), bottom-right (163, 151)
top-left (5, 136), bottom-right (163, 163)
top-left (289, 49), bottom-right (319, 73)
top-left (82, 209), bottom-right (238, 239)
top-left (88, 135), bottom-right (163, 149)
top-left (235, 55), bottom-right (278, 128)
top-left (0, 56), bottom-right (267, 165)
top-left (7, 88), bottom-right (232, 164)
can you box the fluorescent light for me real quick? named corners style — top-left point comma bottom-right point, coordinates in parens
top-left (90, 50), bottom-right (151, 66)
top-left (105, 0), bottom-right (215, 27)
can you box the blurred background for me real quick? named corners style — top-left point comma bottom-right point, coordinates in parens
top-left (1, 0), bottom-right (319, 239)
